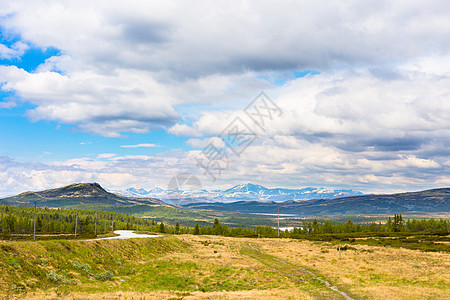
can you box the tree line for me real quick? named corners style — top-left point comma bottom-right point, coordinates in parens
top-left (158, 214), bottom-right (449, 237)
top-left (187, 214), bottom-right (449, 238)
top-left (0, 206), bottom-right (156, 236)
top-left (1, 205), bottom-right (448, 239)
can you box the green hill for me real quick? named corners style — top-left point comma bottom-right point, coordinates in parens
top-left (0, 183), bottom-right (167, 207)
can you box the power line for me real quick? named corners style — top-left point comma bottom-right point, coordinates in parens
top-left (33, 201), bottom-right (37, 241)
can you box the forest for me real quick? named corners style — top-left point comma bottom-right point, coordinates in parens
top-left (1, 206), bottom-right (448, 239)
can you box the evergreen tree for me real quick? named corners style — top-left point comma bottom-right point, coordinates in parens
top-left (194, 223), bottom-right (200, 235)
top-left (36, 216), bottom-right (43, 232)
top-left (312, 219), bottom-right (319, 233)
top-left (213, 218), bottom-right (222, 235)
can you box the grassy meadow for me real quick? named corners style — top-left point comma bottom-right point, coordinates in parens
top-left (0, 233), bottom-right (449, 299)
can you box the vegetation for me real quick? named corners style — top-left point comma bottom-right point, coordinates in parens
top-left (0, 234), bottom-right (448, 299)
top-left (0, 205), bottom-right (156, 239)
top-left (1, 206), bottom-right (449, 253)
top-left (68, 203), bottom-right (284, 228)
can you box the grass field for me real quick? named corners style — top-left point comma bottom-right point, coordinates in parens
top-left (0, 234), bottom-right (449, 299)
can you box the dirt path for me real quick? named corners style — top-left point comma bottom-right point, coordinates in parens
top-left (244, 243), bottom-right (354, 300)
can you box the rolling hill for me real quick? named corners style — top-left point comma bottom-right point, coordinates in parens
top-left (0, 182), bottom-right (166, 207)
top-left (183, 188), bottom-right (450, 215)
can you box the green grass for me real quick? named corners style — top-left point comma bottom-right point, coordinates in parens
top-left (291, 232), bottom-right (450, 252)
top-left (0, 236), bottom-right (286, 297)
top-left (349, 236), bottom-right (450, 252)
top-left (0, 236), bottom-right (187, 296)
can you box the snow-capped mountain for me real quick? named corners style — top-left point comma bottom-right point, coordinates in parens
top-left (222, 184), bottom-right (362, 201)
top-left (111, 183), bottom-right (364, 204)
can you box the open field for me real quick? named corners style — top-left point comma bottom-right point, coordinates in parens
top-left (1, 234), bottom-right (449, 299)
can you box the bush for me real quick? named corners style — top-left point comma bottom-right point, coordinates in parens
top-left (38, 258), bottom-right (48, 266)
top-left (10, 283), bottom-right (25, 294)
top-left (95, 270), bottom-right (114, 281)
top-left (73, 260), bottom-right (92, 275)
top-left (125, 268), bottom-right (136, 275)
top-left (46, 271), bottom-right (64, 282)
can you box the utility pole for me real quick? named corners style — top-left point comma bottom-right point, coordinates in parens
top-left (75, 212), bottom-right (78, 238)
top-left (277, 207), bottom-right (280, 237)
top-left (94, 211), bottom-right (97, 236)
top-left (33, 201), bottom-right (37, 241)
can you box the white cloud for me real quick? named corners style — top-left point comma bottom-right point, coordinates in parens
top-left (1, 1), bottom-right (450, 192)
top-left (0, 66), bottom-right (179, 137)
top-left (185, 137), bottom-right (226, 149)
top-left (168, 124), bottom-right (202, 137)
top-left (121, 143), bottom-right (159, 148)
top-left (0, 41), bottom-right (28, 59)
top-left (1, 1), bottom-right (450, 136)
top-left (97, 153), bottom-right (117, 159)
top-left (191, 66), bottom-right (450, 151)
top-left (395, 155), bottom-right (440, 169)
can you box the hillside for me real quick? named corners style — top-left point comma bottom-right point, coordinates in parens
top-left (0, 183), bottom-right (166, 207)
top-left (0, 235), bottom-right (448, 299)
top-left (183, 188), bottom-right (450, 215)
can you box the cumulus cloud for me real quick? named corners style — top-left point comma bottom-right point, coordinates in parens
top-left (1, 1), bottom-right (450, 193)
top-left (191, 65), bottom-right (450, 152)
top-left (0, 65), bottom-right (179, 137)
top-left (168, 124), bottom-right (202, 137)
top-left (0, 41), bottom-right (29, 59)
top-left (97, 153), bottom-right (117, 159)
top-left (121, 143), bottom-right (159, 148)
top-left (178, 63), bottom-right (450, 191)
top-left (185, 137), bottom-right (226, 149)
top-left (1, 0), bottom-right (450, 136)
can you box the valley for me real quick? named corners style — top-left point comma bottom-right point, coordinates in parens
top-left (0, 183), bottom-right (449, 299)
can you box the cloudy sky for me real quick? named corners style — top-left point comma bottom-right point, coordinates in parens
top-left (1, 0), bottom-right (450, 196)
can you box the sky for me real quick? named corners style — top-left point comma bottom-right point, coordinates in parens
top-left (1, 0), bottom-right (450, 197)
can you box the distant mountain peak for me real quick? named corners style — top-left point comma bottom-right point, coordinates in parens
top-left (115, 183), bottom-right (364, 204)
top-left (225, 183), bottom-right (268, 193)
top-left (126, 187), bottom-right (151, 195)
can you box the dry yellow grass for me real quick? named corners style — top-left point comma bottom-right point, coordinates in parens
top-left (23, 289), bottom-right (314, 300)
top-left (251, 238), bottom-right (450, 300)
top-left (2, 235), bottom-right (449, 299)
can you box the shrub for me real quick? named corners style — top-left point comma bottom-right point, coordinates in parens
top-left (73, 260), bottom-right (92, 275)
top-left (10, 283), bottom-right (25, 293)
top-left (95, 270), bottom-right (114, 281)
top-left (46, 271), bottom-right (64, 282)
top-left (38, 258), bottom-right (48, 267)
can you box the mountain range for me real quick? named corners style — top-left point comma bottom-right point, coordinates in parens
top-left (111, 183), bottom-right (364, 204)
top-left (1, 183), bottom-right (449, 216)
top-left (183, 188), bottom-right (450, 215)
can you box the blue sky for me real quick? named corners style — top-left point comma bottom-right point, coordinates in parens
top-left (1, 1), bottom-right (450, 196)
